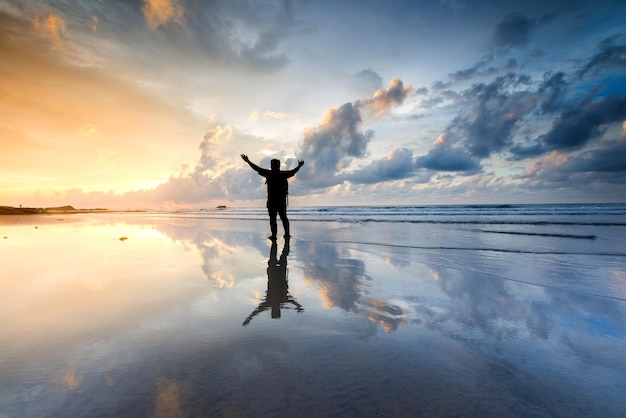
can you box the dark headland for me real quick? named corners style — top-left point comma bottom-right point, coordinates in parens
top-left (0, 205), bottom-right (111, 215)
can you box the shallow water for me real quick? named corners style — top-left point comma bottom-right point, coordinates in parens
top-left (1, 212), bottom-right (625, 417)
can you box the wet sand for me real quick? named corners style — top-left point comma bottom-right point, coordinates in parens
top-left (0, 213), bottom-right (624, 417)
top-left (0, 214), bottom-right (87, 227)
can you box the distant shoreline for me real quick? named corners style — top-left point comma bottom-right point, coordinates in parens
top-left (0, 206), bottom-right (144, 215)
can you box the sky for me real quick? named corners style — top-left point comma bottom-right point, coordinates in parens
top-left (1, 0), bottom-right (625, 209)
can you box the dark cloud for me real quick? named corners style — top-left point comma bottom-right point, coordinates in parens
top-left (514, 140), bottom-right (626, 191)
top-left (539, 71), bottom-right (567, 114)
top-left (529, 48), bottom-right (545, 59)
top-left (513, 95), bottom-right (626, 158)
top-left (493, 12), bottom-right (532, 48)
top-left (415, 145), bottom-right (480, 172)
top-left (541, 95), bottom-right (620, 151)
top-left (440, 89), bottom-right (462, 101)
top-left (444, 11), bottom-right (553, 84)
top-left (577, 35), bottom-right (626, 78)
top-left (431, 80), bottom-right (453, 91)
top-left (346, 148), bottom-right (415, 184)
top-left (448, 55), bottom-right (493, 82)
top-left (419, 89), bottom-right (461, 109)
top-left (508, 142), bottom-right (544, 160)
top-left (449, 57), bottom-right (521, 83)
top-left (565, 140), bottom-right (626, 173)
top-left (444, 74), bottom-right (537, 158)
top-left (449, 66), bottom-right (480, 82)
top-left (416, 74), bottom-right (542, 173)
top-left (492, 12), bottom-right (535, 49)
top-left (504, 58), bottom-right (518, 70)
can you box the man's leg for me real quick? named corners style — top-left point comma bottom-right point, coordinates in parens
top-left (278, 208), bottom-right (290, 237)
top-left (268, 207), bottom-right (278, 239)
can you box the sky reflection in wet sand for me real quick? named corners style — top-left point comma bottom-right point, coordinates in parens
top-left (1, 215), bottom-right (625, 417)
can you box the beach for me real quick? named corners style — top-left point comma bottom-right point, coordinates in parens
top-left (1, 205), bottom-right (625, 417)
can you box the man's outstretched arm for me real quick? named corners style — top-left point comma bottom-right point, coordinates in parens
top-left (241, 154), bottom-right (266, 174)
top-left (284, 160), bottom-right (305, 176)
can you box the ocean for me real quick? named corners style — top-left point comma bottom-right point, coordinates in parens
top-left (160, 203), bottom-right (626, 301)
top-left (1, 203), bottom-right (625, 416)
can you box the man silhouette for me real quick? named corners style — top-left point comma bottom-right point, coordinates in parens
top-left (241, 154), bottom-right (304, 240)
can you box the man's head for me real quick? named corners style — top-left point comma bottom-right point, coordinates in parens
top-left (271, 159), bottom-right (280, 171)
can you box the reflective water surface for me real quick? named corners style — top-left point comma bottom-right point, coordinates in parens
top-left (1, 214), bottom-right (625, 417)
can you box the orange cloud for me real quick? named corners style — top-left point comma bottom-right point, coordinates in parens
top-left (33, 13), bottom-right (66, 47)
top-left (142, 0), bottom-right (185, 29)
top-left (358, 77), bottom-right (414, 119)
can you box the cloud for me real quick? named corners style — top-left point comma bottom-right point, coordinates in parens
top-left (503, 58), bottom-right (519, 70)
top-left (136, 0), bottom-right (295, 71)
top-left (418, 88), bottom-right (462, 110)
top-left (119, 124), bottom-right (265, 206)
top-left (538, 71), bottom-right (567, 114)
top-left (191, 126), bottom-right (233, 182)
top-left (249, 110), bottom-right (291, 121)
top-left (298, 102), bottom-right (373, 187)
top-left (443, 74), bottom-right (538, 158)
top-left (448, 54), bottom-right (494, 82)
top-left (564, 140), bottom-right (626, 174)
top-left (443, 11), bottom-right (554, 84)
top-left (237, 31), bottom-right (289, 71)
top-left (542, 95), bottom-right (626, 150)
top-left (297, 240), bottom-right (407, 333)
top-left (512, 94), bottom-right (626, 158)
top-left (347, 148), bottom-right (415, 184)
top-left (142, 0), bottom-right (185, 29)
top-left (432, 80), bottom-right (452, 91)
top-left (415, 144), bottom-right (480, 172)
top-left (352, 68), bottom-right (384, 94)
top-left (298, 78), bottom-right (412, 187)
top-left (514, 139), bottom-right (626, 190)
top-left (492, 12), bottom-right (535, 49)
top-left (577, 35), bottom-right (626, 78)
top-left (32, 13), bottom-right (66, 47)
top-left (201, 1), bottom-right (296, 72)
top-left (54, 96), bottom-right (426, 207)
top-left (357, 77), bottom-right (414, 119)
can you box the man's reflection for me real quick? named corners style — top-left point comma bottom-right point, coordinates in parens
top-left (243, 238), bottom-right (303, 326)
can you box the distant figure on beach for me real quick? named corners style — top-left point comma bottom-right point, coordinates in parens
top-left (243, 238), bottom-right (303, 326)
top-left (241, 154), bottom-right (304, 240)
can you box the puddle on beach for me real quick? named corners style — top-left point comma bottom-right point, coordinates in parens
top-left (1, 215), bottom-right (625, 417)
